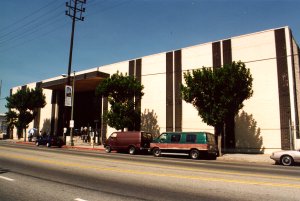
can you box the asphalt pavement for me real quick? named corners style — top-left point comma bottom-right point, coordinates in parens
top-left (2, 139), bottom-right (274, 165)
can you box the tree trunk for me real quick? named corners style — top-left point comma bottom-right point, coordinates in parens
top-left (24, 128), bottom-right (27, 142)
top-left (218, 134), bottom-right (222, 156)
top-left (215, 124), bottom-right (223, 156)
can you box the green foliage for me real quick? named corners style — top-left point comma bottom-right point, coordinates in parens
top-left (181, 61), bottom-right (253, 127)
top-left (96, 71), bottom-right (144, 131)
top-left (5, 87), bottom-right (46, 139)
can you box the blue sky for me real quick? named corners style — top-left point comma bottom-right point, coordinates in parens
top-left (1, 0), bottom-right (300, 113)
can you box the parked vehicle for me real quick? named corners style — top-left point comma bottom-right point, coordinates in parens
top-left (150, 132), bottom-right (218, 160)
top-left (35, 135), bottom-right (64, 148)
top-left (104, 131), bottom-right (154, 155)
top-left (270, 150), bottom-right (300, 166)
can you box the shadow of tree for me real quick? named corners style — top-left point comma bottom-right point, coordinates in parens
top-left (41, 118), bottom-right (51, 135)
top-left (235, 111), bottom-right (264, 153)
top-left (141, 109), bottom-right (160, 137)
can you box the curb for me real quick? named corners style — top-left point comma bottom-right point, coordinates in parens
top-left (5, 140), bottom-right (274, 164)
top-left (63, 145), bottom-right (104, 151)
top-left (14, 140), bottom-right (105, 151)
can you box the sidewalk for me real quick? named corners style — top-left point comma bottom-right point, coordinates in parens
top-left (3, 139), bottom-right (273, 164)
top-left (217, 153), bottom-right (273, 164)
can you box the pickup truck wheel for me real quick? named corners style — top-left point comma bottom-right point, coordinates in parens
top-left (105, 146), bottom-right (111, 153)
top-left (190, 149), bottom-right (200, 159)
top-left (128, 146), bottom-right (136, 155)
top-left (36, 142), bottom-right (39, 146)
top-left (153, 148), bottom-right (161, 157)
top-left (46, 142), bottom-right (51, 147)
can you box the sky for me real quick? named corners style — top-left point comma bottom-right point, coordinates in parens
top-left (1, 0), bottom-right (300, 114)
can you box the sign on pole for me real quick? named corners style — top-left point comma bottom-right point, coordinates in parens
top-left (65, 85), bottom-right (72, 107)
top-left (70, 120), bottom-right (74, 128)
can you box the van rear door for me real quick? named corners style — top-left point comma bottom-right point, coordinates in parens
top-left (107, 132), bottom-right (118, 149)
top-left (141, 132), bottom-right (153, 148)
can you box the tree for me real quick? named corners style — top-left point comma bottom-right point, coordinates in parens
top-left (181, 61), bottom-right (253, 155)
top-left (141, 109), bottom-right (160, 136)
top-left (5, 87), bottom-right (46, 140)
top-left (96, 71), bottom-right (144, 131)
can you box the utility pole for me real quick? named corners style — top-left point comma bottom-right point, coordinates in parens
top-left (65, 0), bottom-right (86, 146)
top-left (65, 0), bottom-right (86, 83)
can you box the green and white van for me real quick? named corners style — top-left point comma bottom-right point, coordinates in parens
top-left (150, 132), bottom-right (218, 159)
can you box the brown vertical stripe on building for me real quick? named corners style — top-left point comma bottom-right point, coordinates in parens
top-left (102, 96), bottom-right (108, 141)
top-left (128, 60), bottom-right (135, 123)
top-left (289, 30), bottom-right (300, 139)
top-left (212, 42), bottom-right (221, 68)
top-left (129, 60), bottom-right (135, 76)
top-left (136, 59), bottom-right (142, 83)
top-left (222, 39), bottom-right (232, 65)
top-left (50, 90), bottom-right (57, 135)
top-left (222, 39), bottom-right (235, 148)
top-left (174, 50), bottom-right (182, 132)
top-left (275, 28), bottom-right (291, 150)
top-left (33, 82), bottom-right (42, 130)
top-left (135, 59), bottom-right (142, 131)
top-left (166, 51), bottom-right (174, 132)
top-left (57, 91), bottom-right (64, 137)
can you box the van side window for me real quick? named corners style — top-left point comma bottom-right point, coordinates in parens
top-left (186, 134), bottom-right (197, 143)
top-left (159, 134), bottom-right (167, 142)
top-left (110, 133), bottom-right (117, 138)
top-left (171, 134), bottom-right (181, 143)
top-left (206, 133), bottom-right (215, 143)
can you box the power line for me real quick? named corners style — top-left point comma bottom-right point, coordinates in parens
top-left (0, 0), bottom-right (129, 53)
top-left (0, 2), bottom-right (64, 44)
top-left (0, 14), bottom-right (63, 47)
top-left (0, 0), bottom-right (60, 37)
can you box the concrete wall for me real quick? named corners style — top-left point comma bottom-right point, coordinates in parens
top-left (232, 29), bottom-right (281, 153)
top-left (181, 43), bottom-right (214, 132)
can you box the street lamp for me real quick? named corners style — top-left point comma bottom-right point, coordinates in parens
top-left (62, 71), bottom-right (76, 146)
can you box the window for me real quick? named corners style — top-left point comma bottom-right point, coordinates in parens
top-left (159, 133), bottom-right (167, 142)
top-left (206, 133), bottom-right (215, 143)
top-left (171, 134), bottom-right (181, 143)
top-left (186, 134), bottom-right (197, 143)
top-left (110, 133), bottom-right (117, 138)
top-left (142, 132), bottom-right (152, 140)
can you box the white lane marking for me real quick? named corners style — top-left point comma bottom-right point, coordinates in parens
top-left (74, 198), bottom-right (88, 201)
top-left (0, 175), bottom-right (14, 181)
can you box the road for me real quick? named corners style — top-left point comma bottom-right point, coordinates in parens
top-left (0, 142), bottom-right (300, 201)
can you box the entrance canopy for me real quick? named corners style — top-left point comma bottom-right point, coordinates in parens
top-left (41, 71), bottom-right (110, 92)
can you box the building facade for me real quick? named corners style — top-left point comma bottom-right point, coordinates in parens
top-left (11, 27), bottom-right (300, 153)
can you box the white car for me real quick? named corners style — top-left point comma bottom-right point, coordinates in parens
top-left (270, 150), bottom-right (300, 166)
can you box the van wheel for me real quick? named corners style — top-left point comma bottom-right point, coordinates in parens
top-left (190, 149), bottom-right (200, 159)
top-left (36, 142), bottom-right (39, 146)
top-left (46, 142), bottom-right (51, 147)
top-left (105, 146), bottom-right (111, 153)
top-left (128, 146), bottom-right (136, 155)
top-left (153, 148), bottom-right (161, 157)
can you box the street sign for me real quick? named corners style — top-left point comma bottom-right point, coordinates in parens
top-left (65, 85), bottom-right (72, 107)
top-left (70, 120), bottom-right (74, 128)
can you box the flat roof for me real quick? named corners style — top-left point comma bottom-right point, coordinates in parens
top-left (41, 71), bottom-right (110, 92)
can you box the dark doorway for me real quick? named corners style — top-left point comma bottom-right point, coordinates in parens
top-left (73, 91), bottom-right (101, 132)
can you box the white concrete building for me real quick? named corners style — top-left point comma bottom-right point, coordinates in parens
top-left (10, 26), bottom-right (300, 153)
